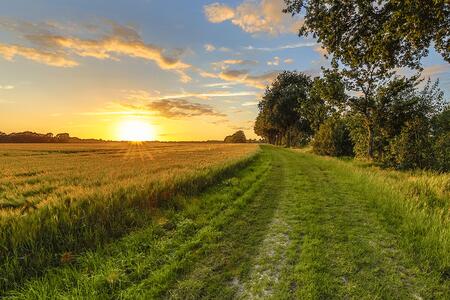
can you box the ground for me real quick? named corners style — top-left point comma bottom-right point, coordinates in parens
top-left (3, 145), bottom-right (449, 299)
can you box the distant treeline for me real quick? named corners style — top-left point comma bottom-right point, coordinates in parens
top-left (0, 131), bottom-right (104, 143)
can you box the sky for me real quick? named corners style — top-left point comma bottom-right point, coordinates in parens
top-left (0, 0), bottom-right (449, 141)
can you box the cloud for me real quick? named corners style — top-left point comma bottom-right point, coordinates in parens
top-left (0, 84), bottom-right (15, 90)
top-left (204, 3), bottom-right (236, 23)
top-left (267, 56), bottom-right (280, 66)
top-left (204, 43), bottom-right (216, 52)
top-left (200, 68), bottom-right (278, 89)
top-left (144, 99), bottom-right (226, 118)
top-left (203, 82), bottom-right (241, 88)
top-left (203, 43), bottom-right (231, 52)
top-left (0, 43), bottom-right (78, 67)
top-left (421, 64), bottom-right (450, 79)
top-left (284, 58), bottom-right (294, 64)
top-left (124, 89), bottom-right (257, 101)
top-left (242, 101), bottom-right (259, 106)
top-left (314, 45), bottom-right (328, 57)
top-left (211, 59), bottom-right (258, 70)
top-left (204, 0), bottom-right (303, 35)
top-left (83, 98), bottom-right (226, 119)
top-left (244, 41), bottom-right (316, 51)
top-left (0, 20), bottom-right (191, 81)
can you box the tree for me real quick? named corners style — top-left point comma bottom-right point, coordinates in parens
top-left (255, 71), bottom-right (315, 147)
top-left (284, 0), bottom-right (449, 66)
top-left (224, 130), bottom-right (246, 143)
top-left (254, 113), bottom-right (279, 144)
top-left (312, 116), bottom-right (354, 157)
top-left (309, 70), bottom-right (348, 131)
top-left (387, 118), bottom-right (434, 169)
top-left (284, 0), bottom-right (449, 159)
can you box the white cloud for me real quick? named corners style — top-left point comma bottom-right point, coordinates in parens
top-left (267, 56), bottom-right (280, 66)
top-left (203, 43), bottom-right (231, 52)
top-left (204, 43), bottom-right (216, 52)
top-left (242, 101), bottom-right (259, 106)
top-left (421, 64), bottom-right (450, 79)
top-left (0, 84), bottom-right (15, 90)
top-left (284, 58), bottom-right (294, 64)
top-left (244, 41), bottom-right (316, 51)
top-left (123, 89), bottom-right (257, 101)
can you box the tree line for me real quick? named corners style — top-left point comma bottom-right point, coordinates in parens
top-left (254, 0), bottom-right (449, 171)
top-left (0, 131), bottom-right (104, 143)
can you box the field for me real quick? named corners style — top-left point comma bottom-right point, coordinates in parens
top-left (1, 144), bottom-right (449, 298)
top-left (0, 142), bottom-right (258, 293)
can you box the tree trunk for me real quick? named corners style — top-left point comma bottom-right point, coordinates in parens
top-left (286, 128), bottom-right (291, 148)
top-left (367, 125), bottom-right (375, 160)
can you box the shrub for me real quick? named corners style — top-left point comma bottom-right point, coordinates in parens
top-left (433, 132), bottom-right (450, 172)
top-left (224, 130), bottom-right (247, 143)
top-left (312, 117), bottom-right (354, 157)
top-left (386, 118), bottom-right (434, 169)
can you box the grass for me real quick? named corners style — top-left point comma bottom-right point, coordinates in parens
top-left (0, 142), bottom-right (258, 292)
top-left (1, 144), bottom-right (449, 298)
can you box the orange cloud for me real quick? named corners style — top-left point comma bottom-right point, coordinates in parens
top-left (204, 0), bottom-right (303, 35)
top-left (0, 20), bottom-right (191, 81)
top-left (0, 43), bottom-right (78, 67)
top-left (314, 45), bottom-right (328, 57)
top-left (204, 3), bottom-right (235, 23)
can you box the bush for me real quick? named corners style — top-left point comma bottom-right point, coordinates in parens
top-left (433, 132), bottom-right (450, 172)
top-left (312, 117), bottom-right (354, 156)
top-left (224, 130), bottom-right (246, 143)
top-left (386, 118), bottom-right (434, 169)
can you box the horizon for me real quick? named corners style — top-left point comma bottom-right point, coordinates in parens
top-left (1, 0), bottom-right (449, 141)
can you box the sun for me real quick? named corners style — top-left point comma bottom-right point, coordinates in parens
top-left (117, 119), bottom-right (156, 142)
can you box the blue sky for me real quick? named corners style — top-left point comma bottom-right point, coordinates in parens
top-left (0, 0), bottom-right (448, 140)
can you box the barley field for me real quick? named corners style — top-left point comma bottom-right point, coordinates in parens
top-left (0, 142), bottom-right (258, 292)
top-left (0, 142), bottom-right (257, 214)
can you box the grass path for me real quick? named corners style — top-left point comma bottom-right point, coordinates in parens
top-left (5, 146), bottom-right (449, 299)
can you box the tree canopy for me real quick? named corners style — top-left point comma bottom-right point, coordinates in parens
top-left (284, 0), bottom-right (449, 68)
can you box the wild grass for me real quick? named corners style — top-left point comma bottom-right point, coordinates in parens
top-left (296, 148), bottom-right (450, 280)
top-left (0, 142), bottom-right (258, 292)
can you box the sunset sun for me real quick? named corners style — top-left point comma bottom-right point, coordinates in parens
top-left (117, 120), bottom-right (156, 142)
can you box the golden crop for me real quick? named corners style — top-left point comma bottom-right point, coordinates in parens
top-left (0, 142), bottom-right (258, 215)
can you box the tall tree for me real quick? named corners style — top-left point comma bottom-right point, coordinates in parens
top-left (256, 71), bottom-right (313, 147)
top-left (284, 0), bottom-right (449, 159)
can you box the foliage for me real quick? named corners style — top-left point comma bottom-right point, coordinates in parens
top-left (254, 71), bottom-right (346, 147)
top-left (312, 116), bottom-right (353, 157)
top-left (433, 132), bottom-right (450, 172)
top-left (284, 0), bottom-right (449, 67)
top-left (224, 130), bottom-right (247, 143)
top-left (386, 118), bottom-right (434, 169)
top-left (284, 0), bottom-right (449, 160)
top-left (0, 131), bottom-right (102, 143)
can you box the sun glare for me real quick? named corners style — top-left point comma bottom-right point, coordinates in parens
top-left (117, 120), bottom-right (156, 142)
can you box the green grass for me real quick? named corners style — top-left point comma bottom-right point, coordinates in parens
top-left (2, 145), bottom-right (449, 299)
